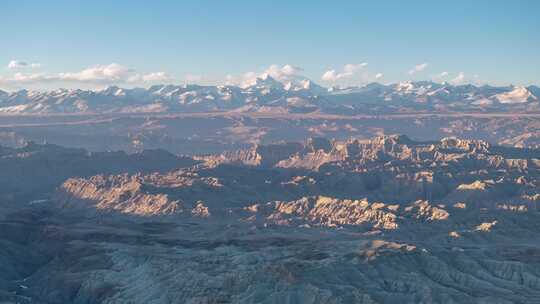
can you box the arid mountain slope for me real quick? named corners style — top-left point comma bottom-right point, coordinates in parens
top-left (0, 142), bottom-right (198, 203)
top-left (1, 135), bottom-right (540, 303)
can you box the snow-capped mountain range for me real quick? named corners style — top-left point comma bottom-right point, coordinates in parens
top-left (0, 75), bottom-right (538, 115)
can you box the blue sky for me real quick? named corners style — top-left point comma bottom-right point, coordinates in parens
top-left (1, 0), bottom-right (539, 90)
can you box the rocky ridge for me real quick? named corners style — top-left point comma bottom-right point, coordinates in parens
top-left (2, 135), bottom-right (540, 303)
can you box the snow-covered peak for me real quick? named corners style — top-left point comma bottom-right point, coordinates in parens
top-left (395, 81), bottom-right (415, 93)
top-left (253, 74), bottom-right (283, 89)
top-left (495, 86), bottom-right (537, 104)
top-left (393, 81), bottom-right (442, 96)
top-left (100, 86), bottom-right (126, 97)
top-left (0, 81), bottom-right (538, 115)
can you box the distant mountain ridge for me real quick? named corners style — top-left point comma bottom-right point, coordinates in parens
top-left (0, 77), bottom-right (539, 114)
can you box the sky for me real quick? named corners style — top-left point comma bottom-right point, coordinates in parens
top-left (1, 0), bottom-right (539, 91)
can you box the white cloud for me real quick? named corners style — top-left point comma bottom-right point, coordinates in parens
top-left (0, 63), bottom-right (172, 88)
top-left (7, 60), bottom-right (41, 69)
top-left (451, 72), bottom-right (465, 84)
top-left (321, 63), bottom-right (368, 82)
top-left (471, 74), bottom-right (484, 85)
top-left (227, 63), bottom-right (376, 88)
top-left (7, 60), bottom-right (23, 69)
top-left (58, 63), bottom-right (134, 82)
top-left (375, 73), bottom-right (383, 79)
top-left (224, 74), bottom-right (237, 86)
top-left (184, 74), bottom-right (202, 83)
top-left (320, 70), bottom-right (337, 82)
top-left (224, 64), bottom-right (305, 87)
top-left (263, 64), bottom-right (303, 82)
top-left (432, 71), bottom-right (449, 82)
top-left (239, 72), bottom-right (256, 87)
top-left (129, 72), bottom-right (173, 83)
top-left (142, 72), bottom-right (172, 82)
top-left (9, 72), bottom-right (48, 82)
top-left (408, 63), bottom-right (428, 75)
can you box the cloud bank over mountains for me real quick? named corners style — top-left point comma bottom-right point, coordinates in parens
top-left (1, 62), bottom-right (172, 89)
top-left (0, 60), bottom-right (495, 90)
